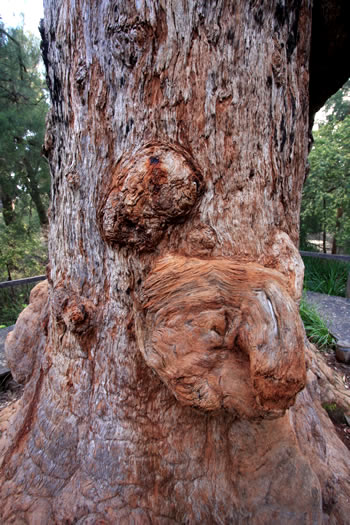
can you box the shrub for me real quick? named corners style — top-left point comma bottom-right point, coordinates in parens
top-left (302, 257), bottom-right (350, 297)
top-left (299, 296), bottom-right (336, 349)
top-left (0, 283), bottom-right (36, 327)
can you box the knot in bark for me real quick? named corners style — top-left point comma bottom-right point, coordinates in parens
top-left (65, 171), bottom-right (80, 190)
top-left (52, 287), bottom-right (96, 335)
top-left (99, 142), bottom-right (204, 251)
top-left (137, 255), bottom-right (306, 420)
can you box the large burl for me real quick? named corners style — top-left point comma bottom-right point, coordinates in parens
top-left (5, 280), bottom-right (49, 385)
top-left (99, 142), bottom-right (204, 250)
top-left (137, 255), bottom-right (307, 420)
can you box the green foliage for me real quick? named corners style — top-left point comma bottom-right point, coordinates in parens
top-left (0, 283), bottom-right (37, 327)
top-left (299, 297), bottom-right (336, 350)
top-left (302, 257), bottom-right (350, 297)
top-left (0, 22), bottom-right (50, 228)
top-left (301, 79), bottom-right (350, 254)
top-left (0, 23), bottom-right (49, 286)
top-left (324, 79), bottom-right (350, 123)
top-left (0, 216), bottom-right (47, 281)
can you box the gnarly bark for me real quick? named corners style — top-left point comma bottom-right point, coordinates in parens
top-left (5, 280), bottom-right (48, 385)
top-left (1, 1), bottom-right (350, 523)
top-left (137, 255), bottom-right (306, 417)
top-left (99, 142), bottom-right (204, 250)
top-left (290, 343), bottom-right (350, 524)
top-left (2, 284), bottom-right (350, 524)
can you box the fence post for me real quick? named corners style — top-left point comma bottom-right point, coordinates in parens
top-left (347, 271), bottom-right (350, 299)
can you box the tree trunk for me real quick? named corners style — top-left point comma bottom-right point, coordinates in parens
top-left (0, 182), bottom-right (16, 226)
top-left (22, 158), bottom-right (49, 227)
top-left (322, 197), bottom-right (327, 253)
top-left (1, 1), bottom-right (350, 523)
top-left (331, 207), bottom-right (343, 255)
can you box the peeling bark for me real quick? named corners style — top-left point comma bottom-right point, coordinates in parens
top-left (1, 1), bottom-right (350, 523)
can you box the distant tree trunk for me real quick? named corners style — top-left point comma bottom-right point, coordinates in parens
top-left (322, 197), bottom-right (327, 253)
top-left (0, 182), bottom-right (16, 226)
top-left (331, 235), bottom-right (337, 255)
top-left (1, 1), bottom-right (350, 523)
top-left (22, 158), bottom-right (49, 227)
top-left (331, 207), bottom-right (343, 254)
top-left (6, 263), bottom-right (12, 281)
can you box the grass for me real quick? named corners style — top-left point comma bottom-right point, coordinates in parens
top-left (302, 256), bottom-right (350, 297)
top-left (301, 256), bottom-right (349, 350)
top-left (299, 296), bottom-right (336, 350)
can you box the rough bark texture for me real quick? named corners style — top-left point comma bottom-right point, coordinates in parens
top-left (1, 1), bottom-right (350, 523)
top-left (4, 280), bottom-right (48, 385)
top-left (138, 255), bottom-right (306, 417)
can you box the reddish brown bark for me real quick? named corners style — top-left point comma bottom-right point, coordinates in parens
top-left (138, 256), bottom-right (306, 417)
top-left (1, 1), bottom-right (350, 523)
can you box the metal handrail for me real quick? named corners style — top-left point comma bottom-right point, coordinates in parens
top-left (300, 251), bottom-right (350, 263)
top-left (0, 251), bottom-right (349, 295)
top-left (0, 275), bottom-right (46, 289)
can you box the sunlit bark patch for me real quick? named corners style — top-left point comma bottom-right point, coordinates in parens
top-left (100, 142), bottom-right (204, 251)
top-left (138, 255), bottom-right (306, 419)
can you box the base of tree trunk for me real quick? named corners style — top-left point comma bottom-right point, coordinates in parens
top-left (1, 283), bottom-right (349, 524)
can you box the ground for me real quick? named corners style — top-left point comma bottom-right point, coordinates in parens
top-left (318, 347), bottom-right (350, 451)
top-left (304, 291), bottom-right (350, 451)
top-left (305, 291), bottom-right (350, 343)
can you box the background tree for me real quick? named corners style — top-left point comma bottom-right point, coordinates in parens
top-left (301, 81), bottom-right (350, 253)
top-left (1, 2), bottom-right (350, 523)
top-left (325, 78), bottom-right (350, 123)
top-left (0, 23), bottom-right (49, 282)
